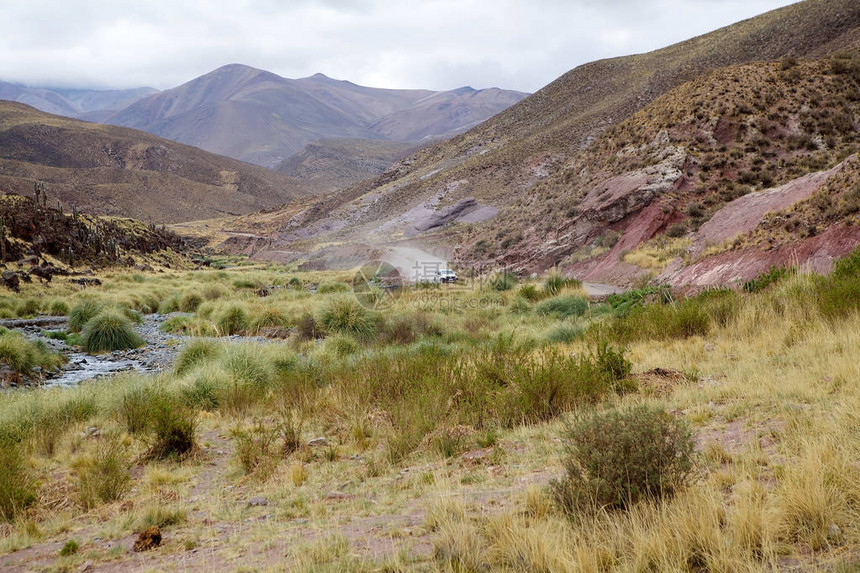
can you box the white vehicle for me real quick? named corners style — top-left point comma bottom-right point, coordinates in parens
top-left (433, 268), bottom-right (459, 283)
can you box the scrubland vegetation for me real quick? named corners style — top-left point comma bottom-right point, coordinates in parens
top-left (0, 250), bottom-right (858, 571)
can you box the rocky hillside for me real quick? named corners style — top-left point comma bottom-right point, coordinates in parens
top-left (233, 0), bottom-right (860, 286)
top-left (0, 101), bottom-right (311, 223)
top-left (106, 65), bottom-right (527, 168)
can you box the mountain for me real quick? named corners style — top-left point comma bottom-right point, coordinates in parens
top-left (105, 65), bottom-right (528, 168)
top-left (229, 0), bottom-right (860, 286)
top-left (0, 81), bottom-right (156, 122)
top-left (0, 101), bottom-right (310, 223)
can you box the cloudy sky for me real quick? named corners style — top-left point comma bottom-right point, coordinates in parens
top-left (1, 0), bottom-right (799, 93)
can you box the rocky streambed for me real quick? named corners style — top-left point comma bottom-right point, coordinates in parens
top-left (1, 314), bottom-right (188, 388)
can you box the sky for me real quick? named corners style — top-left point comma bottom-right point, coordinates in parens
top-left (0, 0), bottom-right (800, 94)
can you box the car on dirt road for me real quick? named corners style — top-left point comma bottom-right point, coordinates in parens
top-left (433, 268), bottom-right (458, 283)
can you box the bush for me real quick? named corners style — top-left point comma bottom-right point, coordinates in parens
top-left (316, 296), bottom-right (377, 340)
top-left (231, 419), bottom-right (282, 475)
top-left (535, 295), bottom-right (589, 318)
top-left (68, 300), bottom-right (104, 333)
top-left (80, 310), bottom-right (145, 353)
top-left (546, 323), bottom-right (584, 343)
top-left (216, 303), bottom-right (249, 336)
top-left (0, 443), bottom-right (37, 521)
top-left (551, 405), bottom-right (694, 513)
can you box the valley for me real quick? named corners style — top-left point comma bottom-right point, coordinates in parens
top-left (0, 0), bottom-right (860, 571)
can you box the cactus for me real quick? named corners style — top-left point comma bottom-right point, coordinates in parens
top-left (68, 247), bottom-right (74, 268)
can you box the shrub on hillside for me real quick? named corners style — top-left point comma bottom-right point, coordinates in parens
top-left (551, 404), bottom-right (695, 513)
top-left (80, 310), bottom-right (144, 353)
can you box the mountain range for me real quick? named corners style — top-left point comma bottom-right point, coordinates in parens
top-left (104, 65), bottom-right (527, 169)
top-left (221, 0), bottom-right (860, 286)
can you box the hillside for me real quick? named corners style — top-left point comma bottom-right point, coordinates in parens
top-left (0, 101), bottom-right (311, 223)
top-left (275, 138), bottom-right (418, 193)
top-left (233, 0), bottom-right (860, 285)
top-left (106, 65), bottom-right (528, 168)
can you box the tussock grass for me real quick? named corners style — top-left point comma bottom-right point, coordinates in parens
top-left (79, 310), bottom-right (144, 353)
top-left (68, 299), bottom-right (103, 333)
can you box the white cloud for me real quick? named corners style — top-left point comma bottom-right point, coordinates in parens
top-left (0, 0), bottom-right (800, 92)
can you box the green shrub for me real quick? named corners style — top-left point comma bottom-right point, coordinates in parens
top-left (551, 405), bottom-right (694, 513)
top-left (158, 295), bottom-right (182, 314)
top-left (324, 333), bottom-right (361, 357)
top-left (59, 539), bottom-right (79, 556)
top-left (80, 311), bottom-right (145, 353)
top-left (181, 370), bottom-right (221, 411)
top-left (535, 295), bottom-right (589, 318)
top-left (174, 339), bottom-right (222, 375)
top-left (216, 303), bottom-right (249, 336)
top-left (606, 285), bottom-right (674, 317)
top-left (316, 296), bottom-right (377, 340)
top-left (488, 272), bottom-right (518, 292)
top-left (508, 297), bottom-right (533, 315)
top-left (68, 300), bottom-right (104, 333)
top-left (0, 443), bottom-right (37, 521)
top-left (76, 437), bottom-right (131, 509)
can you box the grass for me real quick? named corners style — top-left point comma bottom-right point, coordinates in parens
top-left (79, 310), bottom-right (144, 353)
top-left (0, 251), bottom-right (857, 569)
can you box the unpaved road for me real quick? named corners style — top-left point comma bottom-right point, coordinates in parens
top-left (382, 246), bottom-right (449, 282)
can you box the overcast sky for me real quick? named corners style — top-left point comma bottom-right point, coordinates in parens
top-left (0, 0), bottom-right (800, 93)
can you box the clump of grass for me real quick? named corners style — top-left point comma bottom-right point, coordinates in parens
top-left (551, 404), bottom-right (694, 513)
top-left (0, 330), bottom-right (62, 377)
top-left (215, 302), bottom-right (249, 336)
top-left (174, 339), bottom-right (222, 375)
top-left (517, 284), bottom-right (545, 302)
top-left (535, 295), bottom-right (588, 318)
top-left (68, 299), bottom-right (104, 333)
top-left (147, 394), bottom-right (197, 460)
top-left (231, 419), bottom-right (282, 476)
top-left (80, 310), bottom-right (144, 353)
top-left (317, 281), bottom-right (350, 294)
top-left (316, 296), bottom-right (377, 340)
top-left (544, 272), bottom-right (582, 296)
top-left (179, 292), bottom-right (203, 313)
top-left (546, 322), bottom-right (584, 344)
top-left (0, 443), bottom-right (37, 522)
top-left (323, 333), bottom-right (361, 357)
top-left (75, 436), bottom-right (131, 509)
top-left (47, 299), bottom-right (69, 316)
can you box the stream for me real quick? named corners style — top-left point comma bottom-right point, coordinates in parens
top-left (2, 314), bottom-right (187, 388)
